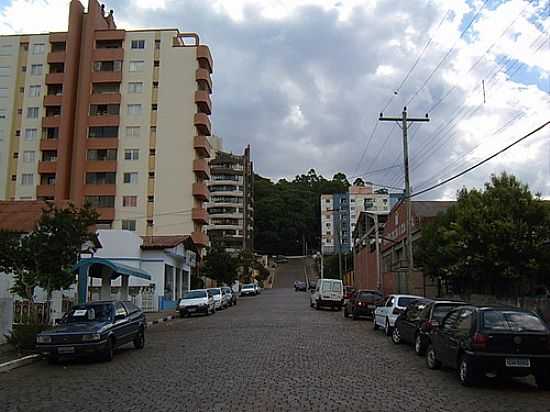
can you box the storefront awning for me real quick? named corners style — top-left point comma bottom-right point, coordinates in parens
top-left (73, 257), bottom-right (152, 280)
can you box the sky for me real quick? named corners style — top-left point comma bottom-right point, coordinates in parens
top-left (0, 0), bottom-right (548, 199)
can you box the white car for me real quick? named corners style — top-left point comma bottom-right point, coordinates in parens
top-left (310, 278), bottom-right (343, 310)
top-left (373, 294), bottom-right (423, 336)
top-left (177, 289), bottom-right (215, 317)
top-left (240, 284), bottom-right (256, 296)
top-left (207, 288), bottom-right (224, 310)
top-left (254, 284), bottom-right (262, 295)
top-left (221, 288), bottom-right (232, 308)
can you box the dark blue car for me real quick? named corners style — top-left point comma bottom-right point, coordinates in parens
top-left (36, 300), bottom-right (146, 363)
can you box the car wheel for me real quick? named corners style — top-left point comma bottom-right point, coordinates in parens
top-left (373, 318), bottom-right (379, 330)
top-left (47, 355), bottom-right (58, 365)
top-left (316, 301), bottom-right (320, 310)
top-left (352, 311), bottom-right (358, 320)
top-left (336, 305), bottom-right (342, 311)
top-left (536, 371), bottom-right (550, 390)
top-left (384, 319), bottom-right (392, 336)
top-left (103, 338), bottom-right (114, 362)
top-left (415, 334), bottom-right (425, 356)
top-left (133, 329), bottom-right (145, 350)
top-left (426, 345), bottom-right (441, 370)
top-left (458, 354), bottom-right (480, 386)
top-left (391, 326), bottom-right (401, 344)
top-left (344, 307), bottom-right (349, 318)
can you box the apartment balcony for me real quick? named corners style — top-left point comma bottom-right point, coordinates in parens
top-left (193, 159), bottom-right (210, 180)
top-left (193, 135), bottom-right (211, 158)
top-left (87, 138), bottom-right (118, 150)
top-left (47, 51), bottom-right (65, 63)
top-left (49, 32), bottom-right (67, 43)
top-left (45, 73), bottom-right (64, 84)
top-left (93, 48), bottom-right (124, 61)
top-left (192, 182), bottom-right (209, 201)
top-left (209, 224), bottom-right (242, 231)
top-left (43, 95), bottom-right (63, 106)
top-left (86, 160), bottom-right (117, 173)
top-left (88, 115), bottom-right (119, 127)
top-left (36, 184), bottom-right (55, 198)
top-left (196, 68), bottom-right (212, 93)
top-left (196, 45), bottom-right (213, 73)
top-left (194, 113), bottom-right (211, 136)
top-left (89, 93), bottom-right (121, 105)
top-left (96, 207), bottom-right (115, 221)
top-left (84, 184), bottom-right (116, 196)
top-left (191, 231), bottom-right (209, 248)
top-left (38, 161), bottom-right (57, 174)
top-left (40, 138), bottom-right (58, 151)
top-left (95, 30), bottom-right (125, 41)
top-left (195, 91), bottom-right (211, 115)
top-left (192, 208), bottom-right (209, 225)
top-left (41, 116), bottom-right (61, 128)
top-left (91, 71), bottom-right (122, 83)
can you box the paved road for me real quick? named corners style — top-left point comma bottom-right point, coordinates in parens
top-left (272, 257), bottom-right (309, 288)
top-left (3, 288), bottom-right (550, 411)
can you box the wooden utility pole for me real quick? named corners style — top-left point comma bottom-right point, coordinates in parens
top-left (379, 107), bottom-right (429, 284)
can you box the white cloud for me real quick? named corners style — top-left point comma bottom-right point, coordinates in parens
top-left (375, 65), bottom-right (396, 77)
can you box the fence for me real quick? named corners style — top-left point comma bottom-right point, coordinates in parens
top-left (13, 300), bottom-right (50, 325)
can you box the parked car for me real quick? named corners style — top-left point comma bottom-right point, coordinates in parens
top-left (36, 300), bottom-right (145, 363)
top-left (392, 299), bottom-right (466, 354)
top-left (373, 294), bottom-right (423, 336)
top-left (240, 283), bottom-right (256, 296)
top-left (344, 289), bottom-right (384, 320)
top-left (343, 286), bottom-right (356, 303)
top-left (426, 305), bottom-right (550, 388)
top-left (294, 280), bottom-right (307, 291)
top-left (222, 287), bottom-right (237, 306)
top-left (177, 289), bottom-right (215, 317)
top-left (207, 288), bottom-right (224, 310)
top-left (221, 288), bottom-right (232, 308)
top-left (310, 278), bottom-right (344, 310)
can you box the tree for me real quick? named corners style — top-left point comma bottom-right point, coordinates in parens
top-left (353, 177), bottom-right (365, 187)
top-left (417, 173), bottom-right (550, 297)
top-left (0, 203), bottom-right (99, 301)
top-left (201, 243), bottom-right (239, 286)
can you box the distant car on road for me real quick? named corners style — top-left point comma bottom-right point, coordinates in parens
top-left (240, 284), bottom-right (256, 296)
top-left (310, 278), bottom-right (344, 310)
top-left (294, 280), bottom-right (307, 291)
top-left (222, 287), bottom-right (237, 306)
top-left (36, 300), bottom-right (145, 363)
top-left (426, 306), bottom-right (550, 389)
top-left (207, 288), bottom-right (224, 310)
top-left (344, 289), bottom-right (384, 320)
top-left (177, 289), bottom-right (215, 317)
top-left (373, 294), bottom-right (423, 336)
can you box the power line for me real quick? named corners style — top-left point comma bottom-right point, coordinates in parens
top-left (409, 120), bottom-right (550, 199)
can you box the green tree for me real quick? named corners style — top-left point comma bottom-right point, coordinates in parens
top-left (417, 173), bottom-right (550, 297)
top-left (201, 243), bottom-right (239, 286)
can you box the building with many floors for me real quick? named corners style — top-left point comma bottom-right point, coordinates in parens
top-left (208, 145), bottom-right (254, 254)
top-left (0, 0), bottom-right (212, 249)
top-left (321, 183), bottom-right (390, 255)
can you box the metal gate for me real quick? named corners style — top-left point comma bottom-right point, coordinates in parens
top-left (140, 287), bottom-right (155, 312)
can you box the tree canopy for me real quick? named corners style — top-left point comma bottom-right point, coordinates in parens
top-left (416, 173), bottom-right (550, 297)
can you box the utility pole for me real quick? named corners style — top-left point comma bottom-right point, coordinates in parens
top-left (379, 107), bottom-right (429, 285)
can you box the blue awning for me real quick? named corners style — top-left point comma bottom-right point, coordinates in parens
top-left (72, 257), bottom-right (152, 280)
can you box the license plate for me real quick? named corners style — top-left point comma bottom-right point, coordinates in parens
top-left (58, 346), bottom-right (75, 354)
top-left (505, 358), bottom-right (530, 368)
top-left (187, 308), bottom-right (196, 312)
top-left (368, 305), bottom-right (375, 309)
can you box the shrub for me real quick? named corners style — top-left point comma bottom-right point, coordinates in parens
top-left (5, 324), bottom-right (49, 352)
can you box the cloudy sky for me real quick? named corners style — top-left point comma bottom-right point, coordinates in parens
top-left (0, 0), bottom-right (548, 199)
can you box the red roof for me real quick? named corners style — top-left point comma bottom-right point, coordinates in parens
top-left (0, 200), bottom-right (48, 233)
top-left (141, 235), bottom-right (191, 250)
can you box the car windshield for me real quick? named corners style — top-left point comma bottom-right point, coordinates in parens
top-left (66, 304), bottom-right (113, 323)
top-left (397, 297), bottom-right (417, 307)
top-left (183, 291), bottom-right (207, 299)
top-left (432, 304), bottom-right (463, 321)
top-left (322, 281), bottom-right (342, 292)
top-left (243, 285), bottom-right (254, 289)
top-left (482, 310), bottom-right (548, 332)
top-left (209, 289), bottom-right (221, 295)
top-left (358, 292), bottom-right (382, 300)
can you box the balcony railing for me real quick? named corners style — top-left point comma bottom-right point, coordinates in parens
top-left (193, 135), bottom-right (211, 158)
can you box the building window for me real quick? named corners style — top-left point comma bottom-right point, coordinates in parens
top-left (11, 174), bottom-right (16, 181)
top-left (153, 60), bottom-right (160, 67)
top-left (88, 126), bottom-right (118, 138)
top-left (128, 60), bottom-right (144, 72)
top-left (325, 223), bottom-right (330, 227)
top-left (22, 151), bottom-right (35, 163)
top-left (148, 172), bottom-right (155, 178)
top-left (131, 40), bottom-right (145, 49)
top-left (86, 172), bottom-right (116, 185)
top-left (127, 82), bottom-right (144, 93)
top-left (21, 173), bottom-right (33, 185)
top-left (147, 219), bottom-right (153, 227)
top-left (154, 40), bottom-right (161, 49)
top-left (42, 151), bottom-right (57, 161)
top-left (31, 43), bottom-right (45, 55)
top-left (147, 195), bottom-right (154, 203)
top-left (122, 220), bottom-right (136, 231)
top-left (28, 85), bottom-right (41, 97)
top-left (126, 126), bottom-right (140, 137)
top-left (152, 81), bottom-right (159, 88)
top-left (127, 104), bottom-right (142, 115)
top-left (123, 172), bottom-right (138, 184)
top-left (150, 126), bottom-right (156, 134)
top-left (26, 107), bottom-right (39, 119)
top-left (85, 195), bottom-right (115, 208)
top-left (0, 87), bottom-right (7, 98)
top-left (149, 148), bottom-right (156, 156)
top-left (87, 149), bottom-right (117, 160)
top-left (124, 149), bottom-right (139, 160)
top-left (94, 61), bottom-right (121, 72)
top-left (15, 130), bottom-right (20, 137)
top-left (151, 104), bottom-right (157, 111)
top-left (21, 65), bottom-right (26, 73)
top-left (30, 64), bottom-right (42, 75)
top-left (122, 195), bottom-right (137, 207)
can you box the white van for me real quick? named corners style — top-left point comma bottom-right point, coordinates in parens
top-left (310, 278), bottom-right (344, 310)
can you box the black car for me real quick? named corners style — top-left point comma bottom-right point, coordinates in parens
top-left (344, 289), bottom-right (384, 320)
top-left (425, 305), bottom-right (550, 388)
top-left (36, 300), bottom-right (145, 363)
top-left (294, 281), bottom-right (307, 291)
top-left (392, 299), bottom-right (466, 355)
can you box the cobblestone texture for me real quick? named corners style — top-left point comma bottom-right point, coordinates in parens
top-left (2, 283), bottom-right (550, 411)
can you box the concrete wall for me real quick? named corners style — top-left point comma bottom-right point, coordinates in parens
top-left (0, 297), bottom-right (13, 344)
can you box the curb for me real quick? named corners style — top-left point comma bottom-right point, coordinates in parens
top-left (0, 354), bottom-right (41, 373)
top-left (146, 314), bottom-right (177, 327)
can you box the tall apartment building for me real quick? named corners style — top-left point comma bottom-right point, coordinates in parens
top-left (321, 183), bottom-right (390, 254)
top-left (0, 0), bottom-right (212, 249)
top-left (208, 145), bottom-right (254, 254)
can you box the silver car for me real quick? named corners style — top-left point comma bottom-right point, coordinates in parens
top-left (207, 288), bottom-right (224, 310)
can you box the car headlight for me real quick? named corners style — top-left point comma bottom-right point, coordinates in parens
top-left (81, 333), bottom-right (101, 342)
top-left (36, 335), bottom-right (51, 344)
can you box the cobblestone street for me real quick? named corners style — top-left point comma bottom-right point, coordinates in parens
top-left (2, 278), bottom-right (550, 411)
